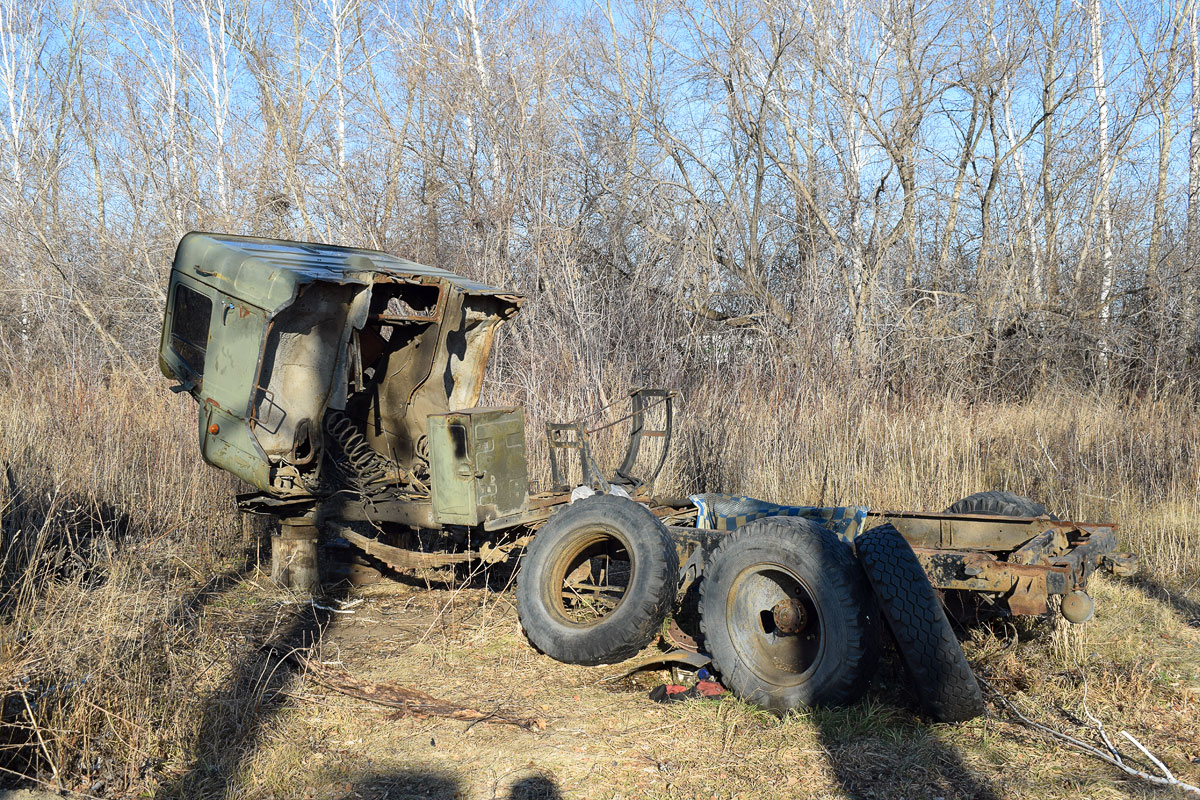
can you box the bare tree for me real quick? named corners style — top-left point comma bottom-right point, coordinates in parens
top-left (1088, 0), bottom-right (1115, 371)
top-left (1186, 0), bottom-right (1200, 364)
top-left (0, 0), bottom-right (1195, 394)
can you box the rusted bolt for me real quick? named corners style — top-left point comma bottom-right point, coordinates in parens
top-left (772, 598), bottom-right (807, 634)
top-left (208, 423), bottom-right (220, 435)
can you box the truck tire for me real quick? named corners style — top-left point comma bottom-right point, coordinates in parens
top-left (699, 517), bottom-right (880, 714)
top-left (854, 524), bottom-right (984, 722)
top-left (944, 490), bottom-right (1057, 520)
top-left (517, 494), bottom-right (678, 666)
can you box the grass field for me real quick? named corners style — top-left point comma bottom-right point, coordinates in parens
top-left (1, 369), bottom-right (1198, 798)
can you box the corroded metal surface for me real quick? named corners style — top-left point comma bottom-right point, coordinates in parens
top-left (772, 598), bottom-right (808, 634)
top-left (908, 521), bottom-right (1117, 616)
top-left (160, 233), bottom-right (523, 518)
top-left (872, 509), bottom-right (1117, 553)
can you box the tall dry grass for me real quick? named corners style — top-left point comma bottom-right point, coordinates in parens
top-left (1, 366), bottom-right (1197, 791)
top-left (0, 369), bottom-right (254, 791)
top-left (660, 381), bottom-right (1200, 587)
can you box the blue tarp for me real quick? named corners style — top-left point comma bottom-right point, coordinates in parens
top-left (689, 493), bottom-right (869, 542)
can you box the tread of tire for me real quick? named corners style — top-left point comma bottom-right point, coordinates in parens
top-left (699, 517), bottom-right (880, 712)
top-left (855, 524), bottom-right (984, 722)
top-left (943, 490), bottom-right (1056, 520)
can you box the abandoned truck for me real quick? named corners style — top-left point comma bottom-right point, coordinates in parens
top-left (159, 232), bottom-right (1134, 723)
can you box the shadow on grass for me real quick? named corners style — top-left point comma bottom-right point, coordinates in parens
top-left (167, 523), bottom-right (269, 636)
top-left (154, 596), bottom-right (332, 799)
top-left (150, 530), bottom-right (563, 800)
top-left (1120, 573), bottom-right (1200, 627)
top-left (507, 774), bottom-right (563, 800)
top-left (152, 514), bottom-right (335, 800)
top-left (328, 770), bottom-right (562, 800)
top-left (810, 661), bottom-right (1001, 800)
top-left (153, 592), bottom-right (331, 799)
top-left (329, 770), bottom-right (461, 800)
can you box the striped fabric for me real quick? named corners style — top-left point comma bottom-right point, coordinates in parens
top-left (689, 493), bottom-right (869, 542)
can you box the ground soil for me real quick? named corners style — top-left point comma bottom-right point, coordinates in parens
top-left (161, 569), bottom-right (1200, 800)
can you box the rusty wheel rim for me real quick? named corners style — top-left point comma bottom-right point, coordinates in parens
top-left (545, 526), bottom-right (635, 627)
top-left (724, 564), bottom-right (824, 686)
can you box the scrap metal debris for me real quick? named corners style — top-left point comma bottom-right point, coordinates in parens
top-left (648, 680), bottom-right (725, 704)
top-left (665, 620), bottom-right (699, 653)
top-left (298, 656), bottom-right (545, 731)
top-left (605, 649), bottom-right (711, 682)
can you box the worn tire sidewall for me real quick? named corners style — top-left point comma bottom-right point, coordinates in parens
top-left (855, 525), bottom-right (984, 722)
top-left (944, 490), bottom-right (1057, 520)
top-left (701, 519), bottom-right (875, 713)
top-left (517, 495), bottom-right (676, 665)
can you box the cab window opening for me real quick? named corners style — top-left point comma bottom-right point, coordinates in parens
top-left (170, 283), bottom-right (212, 378)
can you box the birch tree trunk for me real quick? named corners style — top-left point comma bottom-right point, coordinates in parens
top-left (937, 92), bottom-right (984, 290)
top-left (0, 0), bottom-right (39, 206)
top-left (1148, 5), bottom-right (1184, 302)
top-left (195, 0), bottom-right (232, 217)
top-left (1185, 0), bottom-right (1200, 363)
top-left (1040, 0), bottom-right (1064, 301)
top-left (1089, 0), bottom-right (1114, 374)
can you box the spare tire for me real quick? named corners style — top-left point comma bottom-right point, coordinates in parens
top-left (517, 494), bottom-right (678, 665)
top-left (699, 517), bottom-right (880, 714)
top-left (855, 524), bottom-right (984, 722)
top-left (944, 490), bottom-right (1057, 520)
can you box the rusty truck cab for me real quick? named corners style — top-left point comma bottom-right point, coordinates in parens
top-left (159, 232), bottom-right (527, 530)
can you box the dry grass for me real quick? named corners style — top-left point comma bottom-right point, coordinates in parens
top-left (219, 576), bottom-right (1200, 800)
top-left (1, 368), bottom-right (1198, 798)
top-left (659, 382), bottom-right (1200, 589)
top-left (0, 370), bottom-right (266, 793)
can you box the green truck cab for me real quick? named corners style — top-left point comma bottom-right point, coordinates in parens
top-left (159, 232), bottom-right (529, 528)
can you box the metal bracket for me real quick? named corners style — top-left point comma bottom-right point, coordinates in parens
top-left (545, 388), bottom-right (674, 493)
top-left (612, 388), bottom-right (673, 489)
top-left (546, 422), bottom-right (608, 492)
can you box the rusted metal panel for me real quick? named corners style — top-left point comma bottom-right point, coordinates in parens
top-left (319, 496), bottom-right (438, 529)
top-left (912, 546), bottom-right (1069, 615)
top-left (200, 401), bottom-right (272, 489)
top-left (874, 511), bottom-right (1118, 553)
top-left (1049, 525), bottom-right (1117, 585)
top-left (428, 407), bottom-right (530, 526)
top-left (909, 518), bottom-right (1117, 618)
top-left (1009, 527), bottom-right (1068, 565)
top-left (334, 527), bottom-right (475, 570)
top-left (1006, 575), bottom-right (1052, 616)
top-left (665, 524), bottom-right (728, 578)
top-left (160, 233), bottom-right (524, 505)
top-left (482, 506), bottom-right (554, 531)
top-left (1102, 552), bottom-right (1138, 576)
top-left (365, 289), bottom-right (521, 472)
top-left (877, 511), bottom-right (1051, 551)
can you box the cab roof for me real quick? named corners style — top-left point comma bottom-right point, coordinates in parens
top-left (172, 232), bottom-right (520, 312)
